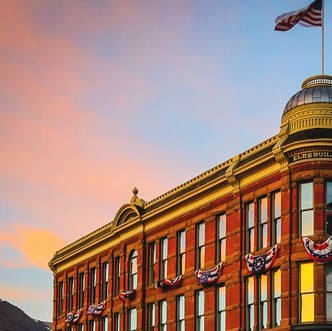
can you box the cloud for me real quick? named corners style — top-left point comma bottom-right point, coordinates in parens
top-left (0, 225), bottom-right (65, 269)
top-left (0, 285), bottom-right (50, 303)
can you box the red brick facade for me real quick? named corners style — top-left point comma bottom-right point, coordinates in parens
top-left (50, 75), bottom-right (332, 330)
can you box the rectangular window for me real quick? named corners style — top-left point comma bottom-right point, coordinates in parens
top-left (90, 267), bottom-right (96, 305)
top-left (176, 295), bottom-right (185, 331)
top-left (102, 316), bottom-right (108, 331)
top-left (129, 251), bottom-right (138, 290)
top-left (196, 222), bottom-right (205, 269)
top-left (128, 308), bottom-right (137, 331)
top-left (78, 324), bottom-right (84, 331)
top-left (326, 181), bottom-right (332, 234)
top-left (272, 191), bottom-right (281, 245)
top-left (246, 202), bottom-right (255, 253)
top-left (102, 262), bottom-right (109, 300)
top-left (259, 274), bottom-right (268, 329)
top-left (258, 197), bottom-right (268, 249)
top-left (272, 268), bottom-right (281, 327)
top-left (216, 285), bottom-right (225, 331)
top-left (160, 238), bottom-right (168, 280)
top-left (89, 320), bottom-right (95, 331)
top-left (114, 312), bottom-right (120, 331)
top-left (58, 281), bottom-right (64, 315)
top-left (78, 272), bottom-right (85, 308)
top-left (159, 300), bottom-right (167, 331)
top-left (115, 257), bottom-right (121, 296)
top-left (148, 242), bottom-right (156, 285)
top-left (195, 290), bottom-right (204, 331)
top-left (246, 276), bottom-right (255, 331)
top-left (326, 263), bottom-right (332, 321)
top-left (147, 302), bottom-right (155, 331)
top-left (216, 214), bottom-right (226, 263)
top-left (177, 230), bottom-right (186, 276)
top-left (300, 262), bottom-right (314, 323)
top-left (300, 182), bottom-right (314, 236)
top-left (68, 277), bottom-right (74, 312)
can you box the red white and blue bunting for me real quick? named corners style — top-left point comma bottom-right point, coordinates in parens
top-left (302, 236), bottom-right (332, 262)
top-left (87, 301), bottom-right (106, 316)
top-left (72, 309), bottom-right (82, 323)
top-left (65, 309), bottom-right (81, 324)
top-left (119, 290), bottom-right (136, 301)
top-left (195, 262), bottom-right (223, 284)
top-left (246, 245), bottom-right (278, 274)
top-left (155, 275), bottom-right (183, 289)
top-left (65, 312), bottom-right (74, 324)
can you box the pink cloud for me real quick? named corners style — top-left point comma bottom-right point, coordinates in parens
top-left (0, 0), bottom-right (231, 249)
top-left (0, 286), bottom-right (50, 303)
top-left (0, 225), bottom-right (66, 269)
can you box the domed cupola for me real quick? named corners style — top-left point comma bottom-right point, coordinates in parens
top-left (280, 75), bottom-right (332, 137)
top-left (273, 75), bottom-right (332, 168)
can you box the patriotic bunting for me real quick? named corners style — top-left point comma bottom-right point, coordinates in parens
top-left (155, 275), bottom-right (183, 289)
top-left (119, 290), bottom-right (136, 301)
top-left (275, 0), bottom-right (322, 32)
top-left (65, 312), bottom-right (74, 323)
top-left (246, 245), bottom-right (278, 274)
top-left (72, 309), bottom-right (82, 323)
top-left (87, 301), bottom-right (106, 316)
top-left (195, 262), bottom-right (223, 285)
top-left (302, 236), bottom-right (332, 262)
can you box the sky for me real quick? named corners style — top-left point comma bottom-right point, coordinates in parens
top-left (1, 0), bottom-right (332, 322)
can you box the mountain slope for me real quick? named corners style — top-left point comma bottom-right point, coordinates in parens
top-left (0, 300), bottom-right (50, 331)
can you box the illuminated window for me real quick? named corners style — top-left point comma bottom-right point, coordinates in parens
top-left (159, 300), bottom-right (167, 331)
top-left (216, 284), bottom-right (225, 331)
top-left (101, 316), bottom-right (108, 331)
top-left (148, 242), bottom-right (156, 285)
top-left (258, 197), bottom-right (268, 249)
top-left (128, 308), bottom-right (137, 331)
top-left (259, 274), bottom-right (268, 329)
top-left (177, 230), bottom-right (186, 276)
top-left (246, 276), bottom-right (254, 330)
top-left (272, 268), bottom-right (281, 327)
top-left (160, 238), bottom-right (168, 280)
top-left (300, 262), bottom-right (314, 323)
top-left (129, 250), bottom-right (138, 290)
top-left (68, 277), bottom-right (74, 312)
top-left (272, 191), bottom-right (281, 245)
top-left (114, 312), bottom-right (120, 331)
top-left (90, 267), bottom-right (96, 304)
top-left (195, 290), bottom-right (204, 331)
top-left (326, 263), bottom-right (332, 321)
top-left (78, 272), bottom-right (85, 308)
top-left (216, 214), bottom-right (226, 263)
top-left (326, 182), bottom-right (332, 234)
top-left (102, 262), bottom-right (109, 300)
top-left (147, 302), bottom-right (155, 331)
top-left (196, 222), bottom-right (205, 269)
top-left (300, 182), bottom-right (314, 236)
top-left (114, 257), bottom-right (121, 296)
top-left (246, 202), bottom-right (255, 253)
top-left (176, 295), bottom-right (185, 331)
top-left (58, 281), bottom-right (64, 315)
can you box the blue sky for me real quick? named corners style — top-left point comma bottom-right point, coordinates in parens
top-left (0, 0), bottom-right (331, 321)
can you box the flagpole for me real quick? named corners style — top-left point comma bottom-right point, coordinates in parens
top-left (322, 0), bottom-right (325, 74)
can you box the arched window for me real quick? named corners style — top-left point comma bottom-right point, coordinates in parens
top-left (129, 250), bottom-right (138, 290)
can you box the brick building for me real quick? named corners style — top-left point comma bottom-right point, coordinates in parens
top-left (49, 75), bottom-right (332, 330)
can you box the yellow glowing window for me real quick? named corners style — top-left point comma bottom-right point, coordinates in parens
top-left (300, 262), bottom-right (314, 323)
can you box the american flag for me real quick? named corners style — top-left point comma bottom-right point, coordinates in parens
top-left (275, 0), bottom-right (322, 31)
